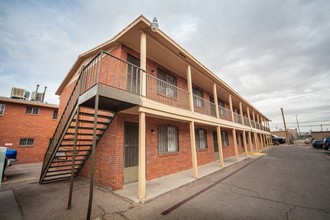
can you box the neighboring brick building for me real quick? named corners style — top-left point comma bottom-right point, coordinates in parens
top-left (311, 131), bottom-right (330, 140)
top-left (0, 97), bottom-right (58, 163)
top-left (40, 16), bottom-right (272, 201)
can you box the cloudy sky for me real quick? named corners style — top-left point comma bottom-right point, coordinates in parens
top-left (1, 0), bottom-right (329, 132)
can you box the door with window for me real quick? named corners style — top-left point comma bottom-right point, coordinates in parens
top-left (126, 54), bottom-right (140, 94)
top-left (123, 123), bottom-right (139, 184)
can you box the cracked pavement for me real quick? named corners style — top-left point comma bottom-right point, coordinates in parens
top-left (1, 145), bottom-right (329, 219)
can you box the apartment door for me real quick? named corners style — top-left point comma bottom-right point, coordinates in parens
top-left (213, 131), bottom-right (219, 160)
top-left (123, 123), bottom-right (139, 184)
top-left (126, 54), bottom-right (140, 94)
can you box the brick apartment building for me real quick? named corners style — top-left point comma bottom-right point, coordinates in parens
top-left (39, 15), bottom-right (272, 201)
top-left (0, 96), bottom-right (58, 163)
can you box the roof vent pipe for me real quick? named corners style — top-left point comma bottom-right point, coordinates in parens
top-left (42, 86), bottom-right (47, 102)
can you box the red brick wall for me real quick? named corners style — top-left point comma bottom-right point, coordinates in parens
top-left (79, 113), bottom-right (224, 189)
top-left (146, 118), bottom-right (193, 180)
top-left (221, 128), bottom-right (236, 158)
top-left (0, 102), bottom-right (58, 163)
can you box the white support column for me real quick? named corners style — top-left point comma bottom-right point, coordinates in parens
top-left (187, 65), bottom-right (194, 112)
top-left (216, 126), bottom-right (224, 167)
top-left (247, 107), bottom-right (252, 127)
top-left (259, 133), bottom-right (264, 150)
top-left (229, 94), bottom-right (234, 122)
top-left (248, 131), bottom-right (253, 153)
top-left (213, 84), bottom-right (219, 119)
top-left (239, 102), bottom-right (244, 123)
top-left (140, 31), bottom-right (147, 97)
top-left (252, 111), bottom-right (256, 127)
top-left (232, 128), bottom-right (239, 161)
top-left (190, 121), bottom-right (198, 178)
top-left (254, 132), bottom-right (259, 152)
top-left (243, 130), bottom-right (248, 157)
top-left (138, 111), bottom-right (146, 201)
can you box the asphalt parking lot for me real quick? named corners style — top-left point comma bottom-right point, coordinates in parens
top-left (1, 145), bottom-right (330, 220)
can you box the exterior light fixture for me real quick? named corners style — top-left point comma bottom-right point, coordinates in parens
top-left (151, 17), bottom-right (159, 32)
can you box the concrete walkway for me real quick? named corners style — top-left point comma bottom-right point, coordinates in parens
top-left (0, 190), bottom-right (22, 220)
top-left (116, 152), bottom-right (262, 202)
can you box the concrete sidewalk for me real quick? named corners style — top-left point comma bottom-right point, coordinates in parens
top-left (116, 152), bottom-right (262, 202)
top-left (0, 190), bottom-right (22, 220)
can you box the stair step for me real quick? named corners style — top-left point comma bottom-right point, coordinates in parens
top-left (60, 144), bottom-right (91, 147)
top-left (42, 176), bottom-right (71, 184)
top-left (57, 149), bottom-right (91, 152)
top-left (72, 119), bottom-right (110, 125)
top-left (69, 126), bottom-right (106, 131)
top-left (48, 168), bottom-right (80, 173)
top-left (62, 138), bottom-right (94, 142)
top-left (45, 171), bottom-right (74, 177)
top-left (80, 112), bottom-right (113, 119)
top-left (52, 158), bottom-right (86, 163)
top-left (50, 163), bottom-right (83, 168)
top-left (65, 132), bottom-right (102, 136)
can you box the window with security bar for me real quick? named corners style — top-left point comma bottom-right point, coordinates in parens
top-left (158, 125), bottom-right (179, 154)
top-left (195, 128), bottom-right (207, 149)
top-left (222, 131), bottom-right (229, 147)
top-left (193, 88), bottom-right (204, 107)
top-left (19, 138), bottom-right (35, 146)
top-left (157, 69), bottom-right (177, 99)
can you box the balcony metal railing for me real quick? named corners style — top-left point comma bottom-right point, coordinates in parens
top-left (243, 116), bottom-right (250, 126)
top-left (193, 95), bottom-right (216, 117)
top-left (146, 74), bottom-right (190, 110)
top-left (218, 106), bottom-right (232, 121)
top-left (233, 112), bottom-right (243, 124)
top-left (251, 121), bottom-right (256, 128)
top-left (41, 51), bottom-right (146, 174)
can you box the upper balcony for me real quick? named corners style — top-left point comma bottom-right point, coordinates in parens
top-left (76, 50), bottom-right (270, 132)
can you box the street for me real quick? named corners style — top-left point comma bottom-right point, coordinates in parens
top-left (1, 145), bottom-right (330, 220)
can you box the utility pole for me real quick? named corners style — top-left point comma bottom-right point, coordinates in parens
top-left (281, 108), bottom-right (290, 145)
top-left (321, 124), bottom-right (323, 131)
top-left (296, 114), bottom-right (301, 139)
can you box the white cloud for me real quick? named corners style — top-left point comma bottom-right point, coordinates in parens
top-left (0, 0), bottom-right (329, 131)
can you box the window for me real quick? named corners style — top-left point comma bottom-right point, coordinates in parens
top-left (20, 138), bottom-right (34, 146)
top-left (222, 131), bottom-right (229, 147)
top-left (126, 54), bottom-right (140, 94)
top-left (26, 107), bottom-right (39, 115)
top-left (158, 125), bottom-right (178, 154)
top-left (195, 128), bottom-right (207, 149)
top-left (193, 88), bottom-right (204, 107)
top-left (236, 132), bottom-right (240, 145)
top-left (0, 104), bottom-right (5, 116)
top-left (53, 110), bottom-right (58, 119)
top-left (157, 69), bottom-right (177, 98)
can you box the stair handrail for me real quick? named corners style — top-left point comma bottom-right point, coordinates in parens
top-left (40, 51), bottom-right (104, 177)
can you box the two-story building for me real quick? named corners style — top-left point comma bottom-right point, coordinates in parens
top-left (0, 96), bottom-right (58, 163)
top-left (39, 15), bottom-right (272, 202)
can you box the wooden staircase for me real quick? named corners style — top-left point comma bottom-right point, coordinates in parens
top-left (40, 107), bottom-right (115, 183)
